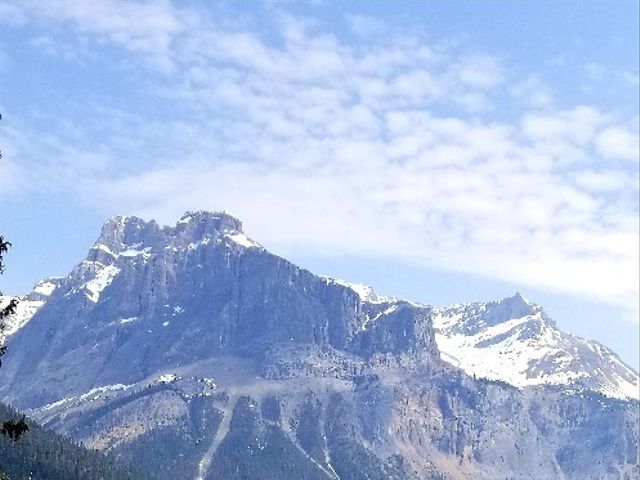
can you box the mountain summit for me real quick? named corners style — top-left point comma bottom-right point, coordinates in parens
top-left (432, 295), bottom-right (639, 400)
top-left (0, 212), bottom-right (637, 480)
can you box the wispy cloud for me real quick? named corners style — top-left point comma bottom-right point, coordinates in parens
top-left (1, 0), bottom-right (638, 320)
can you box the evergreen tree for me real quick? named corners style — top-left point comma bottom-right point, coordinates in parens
top-left (0, 236), bottom-right (27, 446)
top-left (0, 236), bottom-right (18, 364)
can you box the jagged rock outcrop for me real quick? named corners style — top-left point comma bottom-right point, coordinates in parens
top-left (0, 211), bottom-right (637, 480)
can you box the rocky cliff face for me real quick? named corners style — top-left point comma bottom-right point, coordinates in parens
top-left (0, 212), bottom-right (637, 480)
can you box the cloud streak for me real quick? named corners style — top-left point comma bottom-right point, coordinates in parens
top-left (1, 1), bottom-right (638, 320)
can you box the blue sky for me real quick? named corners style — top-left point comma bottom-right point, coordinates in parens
top-left (0, 1), bottom-right (638, 366)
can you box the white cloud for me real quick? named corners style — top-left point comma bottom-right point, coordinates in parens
top-left (574, 170), bottom-right (637, 192)
top-left (510, 76), bottom-right (554, 108)
top-left (450, 54), bottom-right (504, 90)
top-left (2, 1), bottom-right (639, 322)
top-left (595, 125), bottom-right (640, 161)
top-left (522, 106), bottom-right (606, 146)
top-left (17, 0), bottom-right (184, 71)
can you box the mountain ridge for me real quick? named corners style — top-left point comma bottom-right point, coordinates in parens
top-left (2, 211), bottom-right (638, 400)
top-left (299, 279), bottom-right (639, 400)
top-left (0, 211), bottom-right (637, 480)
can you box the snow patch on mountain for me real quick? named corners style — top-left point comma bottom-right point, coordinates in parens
top-left (0, 296), bottom-right (42, 338)
top-left (119, 246), bottom-right (152, 259)
top-left (224, 232), bottom-right (262, 249)
top-left (360, 304), bottom-right (399, 331)
top-left (0, 278), bottom-right (62, 341)
top-left (39, 383), bottom-right (134, 414)
top-left (157, 373), bottom-right (180, 383)
top-left (91, 243), bottom-right (116, 257)
top-left (82, 265), bottom-right (120, 303)
top-left (32, 279), bottom-right (59, 297)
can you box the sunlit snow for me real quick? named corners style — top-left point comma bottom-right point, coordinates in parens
top-left (83, 265), bottom-right (121, 302)
top-left (225, 232), bottom-right (261, 249)
top-left (432, 303), bottom-right (640, 401)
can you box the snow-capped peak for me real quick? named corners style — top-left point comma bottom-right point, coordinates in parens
top-left (433, 296), bottom-right (639, 401)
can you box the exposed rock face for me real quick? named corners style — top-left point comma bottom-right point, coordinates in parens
top-left (0, 212), bottom-right (637, 480)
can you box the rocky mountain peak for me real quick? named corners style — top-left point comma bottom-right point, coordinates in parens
top-left (492, 292), bottom-right (538, 319)
top-left (171, 211), bottom-right (244, 245)
top-left (445, 293), bottom-right (543, 335)
top-left (95, 215), bottom-right (161, 255)
top-left (90, 211), bottom-right (246, 262)
top-left (176, 210), bottom-right (242, 232)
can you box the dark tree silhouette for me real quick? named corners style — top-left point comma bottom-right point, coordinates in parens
top-left (0, 236), bottom-right (18, 363)
top-left (0, 236), bottom-right (26, 444)
top-left (0, 416), bottom-right (27, 442)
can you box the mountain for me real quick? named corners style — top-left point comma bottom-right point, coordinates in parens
top-left (432, 294), bottom-right (639, 401)
top-left (0, 211), bottom-right (637, 480)
top-left (319, 283), bottom-right (639, 401)
top-left (5, 270), bottom-right (636, 403)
